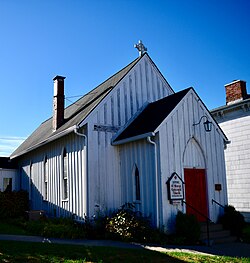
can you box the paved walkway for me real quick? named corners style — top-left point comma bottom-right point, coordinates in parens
top-left (0, 234), bottom-right (250, 258)
top-left (144, 242), bottom-right (250, 258)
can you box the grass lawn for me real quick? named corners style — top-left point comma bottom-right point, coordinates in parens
top-left (0, 241), bottom-right (249, 263)
top-left (0, 240), bottom-right (178, 263)
top-left (0, 220), bottom-right (250, 262)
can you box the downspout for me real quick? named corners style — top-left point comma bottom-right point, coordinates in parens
top-left (74, 126), bottom-right (88, 218)
top-left (147, 134), bottom-right (160, 228)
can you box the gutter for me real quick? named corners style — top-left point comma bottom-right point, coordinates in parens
top-left (211, 98), bottom-right (250, 113)
top-left (74, 126), bottom-right (89, 218)
top-left (147, 134), bottom-right (160, 229)
top-left (10, 126), bottom-right (77, 159)
top-left (111, 132), bottom-right (155, 146)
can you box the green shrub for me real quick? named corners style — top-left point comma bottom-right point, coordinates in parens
top-left (0, 190), bottom-right (29, 218)
top-left (219, 205), bottom-right (245, 237)
top-left (242, 224), bottom-right (250, 243)
top-left (24, 220), bottom-right (45, 235)
top-left (106, 203), bottom-right (167, 243)
top-left (23, 218), bottom-right (87, 239)
top-left (82, 214), bottom-right (107, 239)
top-left (175, 211), bottom-right (200, 244)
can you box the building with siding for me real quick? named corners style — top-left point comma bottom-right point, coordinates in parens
top-left (211, 80), bottom-right (250, 222)
top-left (0, 157), bottom-right (18, 192)
top-left (10, 49), bottom-right (228, 230)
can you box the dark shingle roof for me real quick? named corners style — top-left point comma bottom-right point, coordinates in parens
top-left (11, 55), bottom-right (142, 159)
top-left (113, 88), bottom-right (191, 144)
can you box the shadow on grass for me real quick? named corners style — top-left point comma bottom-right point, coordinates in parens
top-left (0, 240), bottom-right (184, 263)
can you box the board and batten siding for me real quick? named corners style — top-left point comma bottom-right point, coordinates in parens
top-left (81, 55), bottom-right (173, 217)
top-left (119, 140), bottom-right (157, 224)
top-left (18, 131), bottom-right (87, 220)
top-left (156, 90), bottom-right (227, 229)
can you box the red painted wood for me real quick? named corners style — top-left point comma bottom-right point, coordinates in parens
top-left (184, 168), bottom-right (208, 222)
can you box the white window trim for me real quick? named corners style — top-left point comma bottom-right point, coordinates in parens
top-left (62, 149), bottom-right (69, 201)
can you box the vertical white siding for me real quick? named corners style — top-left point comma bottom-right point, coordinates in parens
top-left (119, 140), bottom-right (157, 224)
top-left (18, 132), bottom-right (87, 219)
top-left (157, 90), bottom-right (227, 229)
top-left (83, 55), bottom-right (173, 217)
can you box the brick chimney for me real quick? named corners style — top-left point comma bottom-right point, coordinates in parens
top-left (225, 80), bottom-right (247, 105)
top-left (53, 75), bottom-right (65, 131)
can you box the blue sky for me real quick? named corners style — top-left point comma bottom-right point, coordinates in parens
top-left (0, 0), bottom-right (250, 156)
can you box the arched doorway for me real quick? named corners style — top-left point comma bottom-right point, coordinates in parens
top-left (183, 138), bottom-right (208, 222)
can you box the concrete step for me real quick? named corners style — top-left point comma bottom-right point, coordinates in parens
top-left (199, 223), bottom-right (237, 244)
top-left (200, 223), bottom-right (223, 233)
top-left (212, 235), bottom-right (237, 244)
top-left (200, 229), bottom-right (231, 240)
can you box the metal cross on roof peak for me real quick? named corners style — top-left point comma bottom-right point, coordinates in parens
top-left (134, 40), bottom-right (147, 56)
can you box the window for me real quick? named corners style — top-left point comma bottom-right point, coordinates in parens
top-left (135, 165), bottom-right (140, 201)
top-left (29, 163), bottom-right (33, 200)
top-left (44, 157), bottom-right (48, 201)
top-left (62, 149), bottom-right (68, 200)
top-left (3, 178), bottom-right (12, 192)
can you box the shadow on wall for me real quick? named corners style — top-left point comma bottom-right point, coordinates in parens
top-left (20, 167), bottom-right (83, 221)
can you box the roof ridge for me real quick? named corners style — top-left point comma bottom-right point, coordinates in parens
top-left (34, 55), bottom-right (143, 126)
top-left (65, 55), bottom-right (143, 111)
top-left (11, 54), bottom-right (144, 158)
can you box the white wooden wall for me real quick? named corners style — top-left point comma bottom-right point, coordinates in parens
top-left (119, 140), bottom-right (157, 224)
top-left (16, 55), bottom-right (173, 219)
top-left (214, 109), bottom-right (250, 222)
top-left (15, 54), bottom-right (228, 231)
top-left (0, 169), bottom-right (18, 191)
top-left (18, 131), bottom-right (86, 220)
top-left (156, 90), bottom-right (227, 230)
top-left (83, 55), bottom-right (173, 217)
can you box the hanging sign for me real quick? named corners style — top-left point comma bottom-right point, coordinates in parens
top-left (94, 124), bottom-right (120, 133)
top-left (166, 172), bottom-right (184, 204)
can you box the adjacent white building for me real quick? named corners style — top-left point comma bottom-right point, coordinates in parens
top-left (0, 157), bottom-right (18, 192)
top-left (211, 80), bottom-right (250, 222)
top-left (10, 49), bottom-right (228, 230)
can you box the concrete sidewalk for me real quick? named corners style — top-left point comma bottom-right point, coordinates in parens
top-left (144, 242), bottom-right (250, 258)
top-left (0, 234), bottom-right (250, 258)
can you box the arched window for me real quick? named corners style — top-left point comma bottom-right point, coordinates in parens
top-left (44, 156), bottom-right (48, 201)
top-left (135, 165), bottom-right (140, 201)
top-left (62, 149), bottom-right (68, 200)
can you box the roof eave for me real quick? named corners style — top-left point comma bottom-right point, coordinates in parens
top-left (111, 132), bottom-right (155, 146)
top-left (10, 125), bottom-right (77, 159)
top-left (211, 98), bottom-right (250, 113)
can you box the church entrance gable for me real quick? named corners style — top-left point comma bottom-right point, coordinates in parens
top-left (183, 138), bottom-right (208, 222)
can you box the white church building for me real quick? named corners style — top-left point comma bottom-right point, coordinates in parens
top-left (10, 43), bottom-right (229, 230)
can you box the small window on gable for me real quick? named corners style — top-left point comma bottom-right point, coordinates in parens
top-left (135, 165), bottom-right (140, 201)
top-left (62, 149), bottom-right (68, 200)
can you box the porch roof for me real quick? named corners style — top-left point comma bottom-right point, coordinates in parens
top-left (112, 88), bottom-right (191, 144)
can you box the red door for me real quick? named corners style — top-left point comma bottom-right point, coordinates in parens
top-left (184, 168), bottom-right (208, 222)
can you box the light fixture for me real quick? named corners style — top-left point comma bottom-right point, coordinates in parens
top-left (193, 116), bottom-right (212, 132)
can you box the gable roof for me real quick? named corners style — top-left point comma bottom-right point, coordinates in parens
top-left (112, 87), bottom-right (229, 145)
top-left (10, 54), bottom-right (144, 159)
top-left (112, 88), bottom-right (191, 145)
